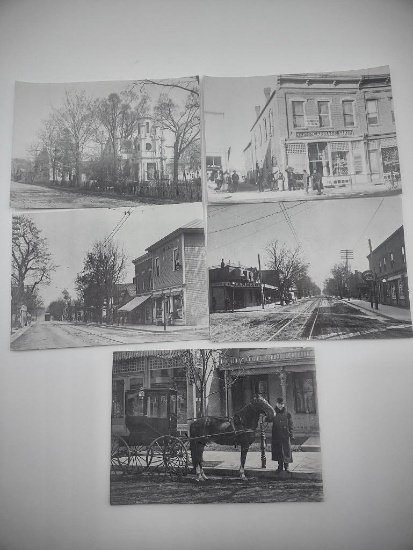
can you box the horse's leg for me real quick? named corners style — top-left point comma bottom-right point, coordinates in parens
top-left (239, 445), bottom-right (250, 480)
top-left (191, 441), bottom-right (207, 482)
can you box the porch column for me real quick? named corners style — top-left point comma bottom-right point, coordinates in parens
top-left (279, 369), bottom-right (287, 403)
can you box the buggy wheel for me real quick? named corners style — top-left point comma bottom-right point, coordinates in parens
top-left (146, 436), bottom-right (189, 480)
top-left (111, 436), bottom-right (130, 474)
top-left (128, 445), bottom-right (147, 475)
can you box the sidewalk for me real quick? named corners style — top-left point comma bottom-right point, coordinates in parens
top-left (208, 180), bottom-right (400, 203)
top-left (200, 435), bottom-right (322, 480)
top-left (344, 299), bottom-right (412, 323)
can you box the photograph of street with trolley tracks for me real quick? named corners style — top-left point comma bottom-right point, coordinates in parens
top-left (10, 76), bottom-right (201, 209)
top-left (110, 347), bottom-right (323, 504)
top-left (204, 66), bottom-right (402, 205)
top-left (10, 203), bottom-right (209, 350)
top-left (208, 195), bottom-right (412, 342)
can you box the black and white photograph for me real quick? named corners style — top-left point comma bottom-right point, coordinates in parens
top-left (204, 66), bottom-right (402, 204)
top-left (111, 347), bottom-right (322, 505)
top-left (10, 203), bottom-right (208, 350)
top-left (10, 76), bottom-right (201, 209)
top-left (208, 195), bottom-right (412, 342)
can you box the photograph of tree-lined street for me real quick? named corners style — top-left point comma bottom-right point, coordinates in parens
top-left (208, 195), bottom-right (412, 341)
top-left (10, 77), bottom-right (201, 209)
top-left (10, 203), bottom-right (208, 351)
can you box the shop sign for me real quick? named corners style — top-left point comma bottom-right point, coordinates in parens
top-left (296, 129), bottom-right (353, 138)
top-left (212, 281), bottom-right (260, 288)
top-left (362, 270), bottom-right (375, 282)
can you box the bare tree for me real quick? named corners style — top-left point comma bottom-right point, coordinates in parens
top-left (324, 262), bottom-right (351, 299)
top-left (266, 240), bottom-right (309, 305)
top-left (53, 89), bottom-right (96, 187)
top-left (94, 90), bottom-right (149, 183)
top-left (38, 114), bottom-right (63, 184)
top-left (12, 215), bottom-right (57, 315)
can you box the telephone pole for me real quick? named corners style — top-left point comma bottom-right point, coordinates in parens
top-left (340, 249), bottom-right (354, 299)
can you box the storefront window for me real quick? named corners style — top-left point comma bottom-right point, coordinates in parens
top-left (125, 391), bottom-right (144, 416)
top-left (332, 151), bottom-right (349, 175)
top-left (172, 294), bottom-right (183, 319)
top-left (381, 146), bottom-right (400, 174)
top-left (391, 282), bottom-right (397, 300)
top-left (399, 279), bottom-right (405, 300)
top-left (292, 101), bottom-right (305, 128)
top-left (293, 372), bottom-right (316, 414)
top-left (112, 379), bottom-right (125, 418)
top-left (156, 298), bottom-right (163, 318)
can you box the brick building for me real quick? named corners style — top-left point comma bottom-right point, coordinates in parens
top-left (367, 226), bottom-right (410, 308)
top-left (247, 67), bottom-right (400, 190)
top-left (119, 220), bottom-right (208, 326)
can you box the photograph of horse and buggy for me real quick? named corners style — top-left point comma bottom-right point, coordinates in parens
top-left (111, 347), bottom-right (323, 504)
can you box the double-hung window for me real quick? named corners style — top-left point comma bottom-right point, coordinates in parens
top-left (367, 99), bottom-right (379, 125)
top-left (155, 257), bottom-right (160, 277)
top-left (318, 101), bottom-right (330, 127)
top-left (343, 100), bottom-right (355, 127)
top-left (292, 101), bottom-right (305, 128)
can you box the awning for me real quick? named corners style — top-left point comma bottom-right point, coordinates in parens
top-left (118, 295), bottom-right (150, 312)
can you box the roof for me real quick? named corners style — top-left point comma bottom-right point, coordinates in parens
top-left (146, 219), bottom-right (204, 252)
top-left (367, 226), bottom-right (404, 258)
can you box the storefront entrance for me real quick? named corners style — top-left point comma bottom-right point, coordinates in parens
top-left (308, 142), bottom-right (329, 176)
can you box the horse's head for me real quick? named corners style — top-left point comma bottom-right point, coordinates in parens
top-left (252, 394), bottom-right (276, 421)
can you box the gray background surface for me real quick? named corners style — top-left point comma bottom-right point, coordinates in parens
top-left (1, 1), bottom-right (413, 549)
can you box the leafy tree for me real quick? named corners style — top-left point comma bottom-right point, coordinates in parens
top-left (47, 299), bottom-right (65, 321)
top-left (75, 239), bottom-right (127, 323)
top-left (266, 240), bottom-right (309, 305)
top-left (12, 215), bottom-right (57, 315)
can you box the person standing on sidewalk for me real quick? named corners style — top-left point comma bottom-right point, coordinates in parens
top-left (271, 397), bottom-right (293, 473)
top-left (302, 169), bottom-right (309, 193)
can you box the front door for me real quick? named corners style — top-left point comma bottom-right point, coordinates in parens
top-left (147, 163), bottom-right (156, 180)
top-left (308, 142), bottom-right (329, 177)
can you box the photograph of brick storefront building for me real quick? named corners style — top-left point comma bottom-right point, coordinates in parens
top-left (205, 66), bottom-right (402, 203)
top-left (368, 226), bottom-right (410, 308)
top-left (219, 347), bottom-right (320, 444)
top-left (250, 67), bottom-right (400, 192)
top-left (119, 219), bottom-right (208, 327)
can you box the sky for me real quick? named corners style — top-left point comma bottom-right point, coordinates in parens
top-left (203, 75), bottom-right (277, 172)
top-left (12, 77), bottom-right (198, 159)
top-left (207, 195), bottom-right (405, 290)
top-left (16, 202), bottom-right (203, 307)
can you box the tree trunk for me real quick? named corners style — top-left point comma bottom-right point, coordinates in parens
top-left (173, 142), bottom-right (179, 183)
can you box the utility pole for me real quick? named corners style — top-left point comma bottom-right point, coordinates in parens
top-left (258, 254), bottom-right (264, 309)
top-left (368, 239), bottom-right (379, 310)
top-left (340, 249), bottom-right (354, 299)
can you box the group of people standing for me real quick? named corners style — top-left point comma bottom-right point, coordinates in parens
top-left (214, 169), bottom-right (240, 193)
top-left (255, 162), bottom-right (324, 195)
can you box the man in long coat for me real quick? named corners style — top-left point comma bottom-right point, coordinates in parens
top-left (271, 397), bottom-right (293, 473)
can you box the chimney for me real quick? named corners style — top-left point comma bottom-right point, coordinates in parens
top-left (264, 87), bottom-right (271, 102)
top-left (255, 105), bottom-right (261, 118)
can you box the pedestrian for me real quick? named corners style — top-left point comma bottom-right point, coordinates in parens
top-left (302, 169), bottom-right (309, 193)
top-left (231, 170), bottom-right (240, 192)
top-left (224, 295), bottom-right (231, 312)
top-left (287, 170), bottom-right (296, 191)
top-left (271, 397), bottom-right (293, 473)
top-left (277, 170), bottom-right (285, 191)
top-left (312, 170), bottom-right (323, 195)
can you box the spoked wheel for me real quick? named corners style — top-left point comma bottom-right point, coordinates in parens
top-left (111, 436), bottom-right (131, 475)
top-left (128, 445), bottom-right (147, 475)
top-left (146, 436), bottom-right (189, 480)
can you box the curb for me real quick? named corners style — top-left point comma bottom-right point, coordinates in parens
top-left (203, 467), bottom-right (322, 481)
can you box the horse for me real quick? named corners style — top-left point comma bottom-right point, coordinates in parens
top-left (189, 394), bottom-right (275, 481)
